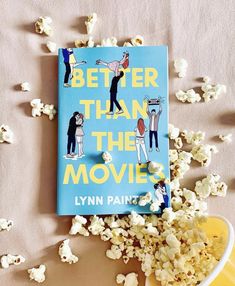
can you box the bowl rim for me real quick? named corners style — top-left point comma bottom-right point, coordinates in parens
top-left (198, 215), bottom-right (234, 286)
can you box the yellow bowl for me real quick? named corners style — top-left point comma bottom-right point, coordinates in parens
top-left (145, 216), bottom-right (235, 286)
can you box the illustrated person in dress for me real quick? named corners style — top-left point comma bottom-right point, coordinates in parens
top-left (66, 111), bottom-right (80, 158)
top-left (146, 101), bottom-right (162, 152)
top-left (62, 48), bottom-right (86, 87)
top-left (96, 51), bottom-right (129, 76)
top-left (134, 118), bottom-right (150, 165)
top-left (75, 113), bottom-right (85, 158)
top-left (154, 181), bottom-right (168, 212)
top-left (96, 52), bottom-right (129, 115)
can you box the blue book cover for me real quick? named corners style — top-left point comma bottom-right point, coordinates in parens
top-left (57, 46), bottom-right (170, 215)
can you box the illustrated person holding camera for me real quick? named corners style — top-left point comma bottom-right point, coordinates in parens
top-left (146, 101), bottom-right (162, 152)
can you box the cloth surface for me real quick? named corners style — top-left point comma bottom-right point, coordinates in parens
top-left (0, 1), bottom-right (234, 285)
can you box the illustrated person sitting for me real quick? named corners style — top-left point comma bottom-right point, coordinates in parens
top-left (134, 118), bottom-right (150, 165)
top-left (62, 48), bottom-right (86, 87)
top-left (154, 180), bottom-right (168, 212)
top-left (146, 101), bottom-right (162, 152)
top-left (66, 111), bottom-right (80, 158)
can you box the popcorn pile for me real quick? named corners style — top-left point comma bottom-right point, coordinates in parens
top-left (30, 99), bottom-right (57, 120)
top-left (0, 125), bottom-right (14, 144)
top-left (67, 207), bottom-right (223, 286)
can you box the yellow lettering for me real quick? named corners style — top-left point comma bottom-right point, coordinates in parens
top-left (90, 164), bottom-right (109, 184)
top-left (71, 69), bottom-right (85, 87)
top-left (145, 68), bottom-right (158, 87)
top-left (63, 164), bottom-right (88, 184)
top-left (87, 68), bottom-right (98, 87)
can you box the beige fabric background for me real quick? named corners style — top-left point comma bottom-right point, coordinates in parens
top-left (0, 1), bottom-right (234, 285)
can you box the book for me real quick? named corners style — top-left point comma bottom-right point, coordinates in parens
top-left (57, 46), bottom-right (170, 215)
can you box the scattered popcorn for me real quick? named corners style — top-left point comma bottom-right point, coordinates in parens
top-left (123, 41), bottom-right (133, 47)
top-left (30, 99), bottom-right (44, 118)
top-left (46, 41), bottom-right (57, 53)
top-left (75, 39), bottom-right (88, 48)
top-left (0, 125), bottom-right (14, 143)
top-left (42, 104), bottom-right (57, 120)
top-left (88, 215), bottom-right (105, 235)
top-left (169, 149), bottom-right (178, 163)
top-left (195, 174), bottom-right (227, 198)
top-left (58, 239), bottom-right (79, 264)
top-left (174, 58), bottom-right (188, 78)
top-left (116, 273), bottom-right (138, 286)
top-left (168, 124), bottom-right (180, 140)
top-left (166, 233), bottom-right (181, 249)
top-left (28, 264), bottom-right (46, 283)
top-left (102, 151), bottom-right (112, 164)
top-left (116, 274), bottom-right (126, 284)
top-left (106, 245), bottom-right (122, 260)
top-left (138, 192), bottom-right (152, 206)
top-left (0, 254), bottom-right (25, 269)
top-left (129, 211), bottom-right (145, 226)
top-left (131, 35), bottom-right (144, 46)
top-left (87, 37), bottom-right (95, 47)
top-left (191, 144), bottom-right (218, 166)
top-left (170, 151), bottom-right (192, 179)
top-left (85, 13), bottom-right (97, 35)
top-left (99, 37), bottom-right (118, 47)
top-left (181, 129), bottom-right (205, 145)
top-left (175, 89), bottom-right (201, 103)
top-left (20, 82), bottom-right (31, 91)
top-left (74, 36), bottom-right (95, 48)
top-left (35, 16), bottom-right (53, 36)
top-left (201, 77), bottom-right (226, 102)
top-left (0, 218), bottom-right (13, 232)
top-left (174, 137), bottom-right (183, 149)
top-left (148, 161), bottom-right (163, 174)
top-left (203, 76), bottom-right (211, 83)
top-left (30, 100), bottom-right (56, 120)
top-left (219, 133), bottom-right (232, 143)
top-left (69, 215), bottom-right (89, 236)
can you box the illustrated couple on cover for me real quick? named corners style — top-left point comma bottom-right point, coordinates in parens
top-left (62, 49), bottom-right (129, 115)
top-left (66, 112), bottom-right (85, 159)
top-left (134, 101), bottom-right (162, 165)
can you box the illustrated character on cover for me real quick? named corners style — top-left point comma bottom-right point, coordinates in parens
top-left (134, 118), bottom-right (150, 165)
top-left (146, 98), bottom-right (162, 152)
top-left (62, 48), bottom-right (87, 87)
top-left (66, 111), bottom-right (80, 158)
top-left (154, 180), bottom-right (168, 212)
top-left (75, 113), bottom-right (85, 158)
top-left (96, 51), bottom-right (129, 115)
